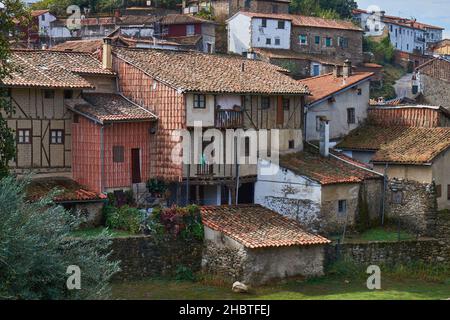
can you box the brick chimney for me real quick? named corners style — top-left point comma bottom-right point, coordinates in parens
top-left (333, 65), bottom-right (343, 77)
top-left (319, 116), bottom-right (330, 157)
top-left (343, 59), bottom-right (352, 77)
top-left (102, 37), bottom-right (112, 70)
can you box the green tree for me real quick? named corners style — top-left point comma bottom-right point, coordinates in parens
top-left (290, 0), bottom-right (357, 19)
top-left (0, 1), bottom-right (30, 178)
top-left (0, 176), bottom-right (120, 299)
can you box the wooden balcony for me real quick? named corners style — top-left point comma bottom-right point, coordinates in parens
top-left (215, 109), bottom-right (244, 128)
top-left (196, 163), bottom-right (214, 177)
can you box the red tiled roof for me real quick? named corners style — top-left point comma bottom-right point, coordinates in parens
top-left (1, 50), bottom-right (114, 89)
top-left (31, 10), bottom-right (49, 17)
top-left (337, 126), bottom-right (450, 164)
top-left (50, 39), bottom-right (103, 54)
top-left (201, 204), bottom-right (330, 249)
top-left (239, 12), bottom-right (362, 31)
top-left (298, 72), bottom-right (373, 105)
top-left (416, 57), bottom-right (450, 83)
top-left (66, 93), bottom-right (157, 124)
top-left (160, 14), bottom-right (214, 25)
top-left (279, 145), bottom-right (381, 185)
top-left (253, 48), bottom-right (346, 65)
top-left (113, 47), bottom-right (309, 95)
top-left (26, 178), bottom-right (107, 203)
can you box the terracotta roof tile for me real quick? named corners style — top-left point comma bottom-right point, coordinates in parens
top-left (113, 47), bottom-right (309, 95)
top-left (26, 178), bottom-right (107, 203)
top-left (1, 50), bottom-right (114, 89)
top-left (239, 12), bottom-right (362, 31)
top-left (66, 93), bottom-right (157, 123)
top-left (416, 57), bottom-right (450, 83)
top-left (201, 204), bottom-right (330, 249)
top-left (51, 39), bottom-right (103, 54)
top-left (279, 145), bottom-right (381, 185)
top-left (160, 14), bottom-right (214, 25)
top-left (298, 72), bottom-right (373, 105)
top-left (337, 126), bottom-right (450, 164)
top-left (254, 48), bottom-right (346, 65)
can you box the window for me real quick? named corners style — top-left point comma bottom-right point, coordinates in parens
top-left (407, 44), bottom-right (409, 51)
top-left (193, 94), bottom-right (206, 109)
top-left (73, 114), bottom-right (79, 124)
top-left (261, 19), bottom-right (267, 28)
top-left (244, 137), bottom-right (250, 157)
top-left (315, 35), bottom-right (321, 44)
top-left (347, 108), bottom-right (356, 124)
top-left (325, 37), bottom-right (332, 47)
top-left (338, 200), bottom-right (347, 214)
top-left (392, 191), bottom-right (404, 204)
top-left (261, 96), bottom-right (270, 109)
top-left (113, 146), bottom-right (125, 163)
top-left (244, 0), bottom-right (251, 8)
top-left (41, 14), bottom-right (45, 21)
top-left (43, 90), bottom-right (55, 99)
top-left (277, 20), bottom-right (285, 29)
top-left (374, 25), bottom-right (379, 32)
top-left (299, 34), bottom-right (308, 45)
top-left (266, 38), bottom-right (271, 45)
top-left (357, 88), bottom-right (362, 95)
top-left (64, 90), bottom-right (73, 99)
top-left (186, 24), bottom-right (195, 36)
top-left (448, 185), bottom-right (450, 200)
top-left (338, 37), bottom-right (348, 48)
top-left (50, 129), bottom-right (64, 144)
top-left (288, 140), bottom-right (295, 149)
top-left (312, 64), bottom-right (320, 76)
top-left (390, 25), bottom-right (393, 32)
top-left (274, 38), bottom-right (280, 45)
top-left (436, 185), bottom-right (442, 198)
top-left (316, 116), bottom-right (324, 132)
top-left (282, 98), bottom-right (290, 110)
top-left (17, 129), bottom-right (31, 144)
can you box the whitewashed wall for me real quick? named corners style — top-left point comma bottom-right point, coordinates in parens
top-left (228, 13), bottom-right (252, 54)
top-left (250, 18), bottom-right (291, 50)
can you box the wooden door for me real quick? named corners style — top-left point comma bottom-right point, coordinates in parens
top-left (131, 148), bottom-right (141, 184)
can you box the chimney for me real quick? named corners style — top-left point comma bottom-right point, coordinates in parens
top-left (319, 116), bottom-right (330, 157)
top-left (102, 37), bottom-right (112, 70)
top-left (241, 62), bottom-right (245, 72)
top-left (343, 59), bottom-right (352, 77)
top-left (247, 50), bottom-right (256, 60)
top-left (333, 65), bottom-right (343, 77)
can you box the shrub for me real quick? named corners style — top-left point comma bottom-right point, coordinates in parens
top-left (0, 176), bottom-right (120, 299)
top-left (175, 265), bottom-right (196, 282)
top-left (105, 205), bottom-right (143, 234)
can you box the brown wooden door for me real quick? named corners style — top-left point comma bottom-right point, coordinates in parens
top-left (131, 148), bottom-right (141, 184)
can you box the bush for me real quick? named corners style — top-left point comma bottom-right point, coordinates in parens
top-left (175, 265), bottom-right (196, 282)
top-left (0, 176), bottom-right (120, 299)
top-left (105, 205), bottom-right (143, 234)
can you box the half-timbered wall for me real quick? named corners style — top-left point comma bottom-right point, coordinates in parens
top-left (113, 56), bottom-right (186, 181)
top-left (5, 88), bottom-right (75, 177)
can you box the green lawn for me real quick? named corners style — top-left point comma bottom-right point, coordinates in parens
top-left (111, 275), bottom-right (450, 300)
top-left (69, 227), bottom-right (134, 238)
top-left (330, 227), bottom-right (416, 243)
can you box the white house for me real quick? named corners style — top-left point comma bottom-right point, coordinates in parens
top-left (299, 63), bottom-right (373, 142)
top-left (228, 11), bottom-right (291, 55)
top-left (353, 9), bottom-right (443, 54)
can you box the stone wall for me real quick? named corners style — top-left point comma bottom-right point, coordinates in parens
top-left (109, 236), bottom-right (203, 280)
top-left (325, 238), bottom-right (450, 266)
top-left (76, 202), bottom-right (104, 229)
top-left (420, 75), bottom-right (450, 109)
top-left (385, 178), bottom-right (437, 236)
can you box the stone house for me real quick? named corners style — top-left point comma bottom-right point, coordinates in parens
top-left (227, 11), bottom-right (364, 78)
top-left (336, 125), bottom-right (450, 230)
top-left (15, 9), bottom-right (57, 49)
top-left (104, 41), bottom-right (309, 205)
top-left (414, 57), bottom-right (450, 110)
top-left (254, 144), bottom-right (383, 234)
top-left (201, 204), bottom-right (330, 285)
top-left (299, 63), bottom-right (373, 142)
top-left (428, 39), bottom-right (450, 57)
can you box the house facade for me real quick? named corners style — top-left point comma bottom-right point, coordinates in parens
top-left (299, 63), bottom-right (373, 142)
top-left (227, 12), bottom-right (364, 78)
top-left (108, 44), bottom-right (308, 205)
top-left (353, 9), bottom-right (444, 54)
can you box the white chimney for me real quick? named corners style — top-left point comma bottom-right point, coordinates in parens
top-left (102, 37), bottom-right (112, 70)
top-left (343, 59), bottom-right (352, 77)
top-left (247, 50), bottom-right (256, 60)
top-left (319, 117), bottom-right (330, 157)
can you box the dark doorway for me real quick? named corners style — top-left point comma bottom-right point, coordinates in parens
top-left (238, 183), bottom-right (255, 204)
top-left (131, 148), bottom-right (141, 184)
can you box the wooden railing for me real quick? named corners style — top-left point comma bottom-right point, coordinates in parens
top-left (215, 109), bottom-right (244, 128)
top-left (196, 164), bottom-right (214, 177)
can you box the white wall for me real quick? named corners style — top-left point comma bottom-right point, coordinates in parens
top-left (389, 24), bottom-right (418, 53)
top-left (216, 95), bottom-right (241, 110)
top-left (255, 159), bottom-right (322, 229)
top-left (228, 13), bottom-right (252, 55)
top-left (250, 18), bottom-right (291, 50)
top-left (38, 13), bottom-right (57, 37)
top-left (305, 80), bottom-right (370, 142)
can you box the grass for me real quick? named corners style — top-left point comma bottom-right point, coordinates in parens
top-left (370, 63), bottom-right (406, 100)
top-left (111, 274), bottom-right (450, 300)
top-left (69, 227), bottom-right (134, 238)
top-left (330, 226), bottom-right (416, 243)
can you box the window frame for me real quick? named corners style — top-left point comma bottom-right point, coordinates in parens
top-left (325, 37), bottom-right (333, 47)
top-left (193, 94), bottom-right (206, 109)
top-left (112, 145), bottom-right (125, 163)
top-left (299, 34), bottom-right (308, 45)
top-left (50, 129), bottom-right (64, 145)
top-left (436, 184), bottom-right (442, 198)
top-left (261, 96), bottom-right (270, 110)
top-left (64, 90), bottom-right (73, 99)
top-left (261, 18), bottom-right (267, 28)
top-left (274, 37), bottom-right (281, 46)
top-left (338, 200), bottom-right (347, 214)
top-left (186, 24), bottom-right (195, 36)
top-left (282, 98), bottom-right (290, 111)
top-left (17, 129), bottom-right (31, 144)
top-left (266, 38), bottom-right (272, 45)
top-left (314, 35), bottom-right (321, 45)
top-left (43, 89), bottom-right (55, 99)
top-left (277, 20), bottom-right (285, 29)
top-left (347, 108), bottom-right (356, 124)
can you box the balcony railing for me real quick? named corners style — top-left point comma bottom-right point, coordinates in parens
top-left (196, 163), bottom-right (214, 177)
top-left (215, 109), bottom-right (244, 128)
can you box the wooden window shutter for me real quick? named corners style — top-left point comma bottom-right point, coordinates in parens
top-left (277, 96), bottom-right (284, 125)
top-left (113, 146), bottom-right (125, 163)
top-left (436, 185), bottom-right (442, 198)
